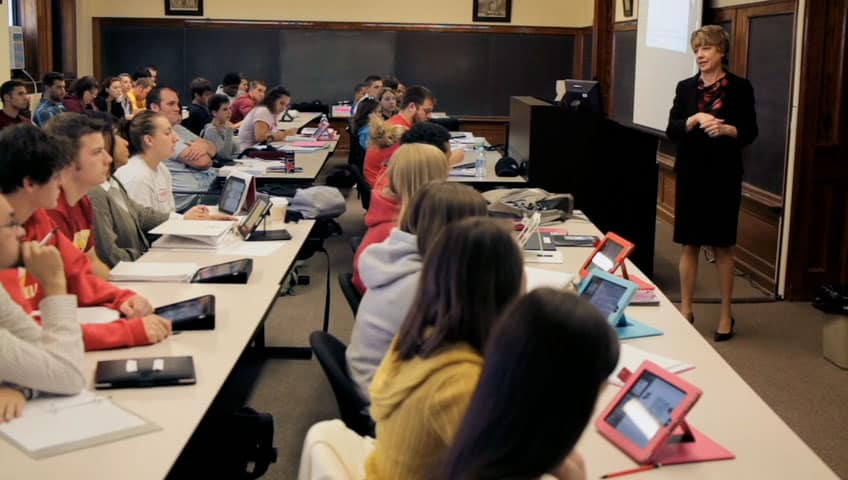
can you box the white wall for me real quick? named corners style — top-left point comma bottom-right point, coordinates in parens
top-left (0, 4), bottom-right (10, 82)
top-left (76, 0), bottom-right (595, 75)
top-left (616, 0), bottom-right (774, 22)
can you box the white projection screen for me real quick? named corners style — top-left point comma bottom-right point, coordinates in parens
top-left (633, 0), bottom-right (704, 132)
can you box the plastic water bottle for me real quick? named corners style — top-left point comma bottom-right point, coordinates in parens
top-left (318, 114), bottom-right (330, 138)
top-left (475, 142), bottom-right (486, 178)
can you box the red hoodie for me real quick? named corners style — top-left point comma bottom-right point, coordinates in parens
top-left (0, 209), bottom-right (150, 351)
top-left (352, 176), bottom-right (400, 294)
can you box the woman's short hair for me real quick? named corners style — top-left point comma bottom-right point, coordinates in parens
top-left (208, 94), bottom-right (231, 113)
top-left (691, 25), bottom-right (730, 59)
top-left (394, 217), bottom-right (524, 360)
top-left (440, 288), bottom-right (620, 479)
top-left (385, 143), bottom-right (450, 220)
top-left (260, 86), bottom-right (291, 112)
top-left (399, 181), bottom-right (489, 255)
top-left (127, 110), bottom-right (164, 155)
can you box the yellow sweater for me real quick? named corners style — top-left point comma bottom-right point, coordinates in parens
top-left (365, 340), bottom-right (483, 480)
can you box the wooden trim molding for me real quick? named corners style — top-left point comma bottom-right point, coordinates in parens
top-left (592, 0), bottom-right (614, 117)
top-left (613, 21), bottom-right (637, 31)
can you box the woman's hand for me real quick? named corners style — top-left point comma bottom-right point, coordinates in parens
top-left (686, 112), bottom-right (714, 131)
top-left (701, 117), bottom-right (738, 138)
top-left (0, 388), bottom-right (26, 423)
top-left (184, 205), bottom-right (236, 221)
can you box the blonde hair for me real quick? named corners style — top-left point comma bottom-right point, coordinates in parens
top-left (369, 115), bottom-right (406, 148)
top-left (386, 143), bottom-right (450, 220)
top-left (690, 25), bottom-right (730, 58)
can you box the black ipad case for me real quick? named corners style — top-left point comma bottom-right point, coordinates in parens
top-left (94, 356), bottom-right (196, 389)
top-left (154, 295), bottom-right (216, 331)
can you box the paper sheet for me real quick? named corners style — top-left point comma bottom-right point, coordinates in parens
top-left (524, 267), bottom-right (576, 292)
top-left (609, 344), bottom-right (694, 387)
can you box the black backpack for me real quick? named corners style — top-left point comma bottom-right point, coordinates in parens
top-left (225, 407), bottom-right (278, 479)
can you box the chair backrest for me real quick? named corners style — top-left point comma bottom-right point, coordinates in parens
top-left (338, 272), bottom-right (362, 315)
top-left (309, 331), bottom-right (375, 437)
top-left (348, 128), bottom-right (366, 170)
top-left (348, 164), bottom-right (371, 210)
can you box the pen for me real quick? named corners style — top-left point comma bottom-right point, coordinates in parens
top-left (600, 463), bottom-right (661, 479)
top-left (39, 227), bottom-right (59, 246)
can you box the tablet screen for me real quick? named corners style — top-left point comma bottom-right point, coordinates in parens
top-left (193, 259), bottom-right (250, 281)
top-left (237, 197), bottom-right (270, 238)
top-left (580, 276), bottom-right (627, 317)
top-left (604, 371), bottom-right (687, 448)
top-left (591, 240), bottom-right (624, 271)
top-left (219, 177), bottom-right (246, 214)
top-left (155, 296), bottom-right (213, 322)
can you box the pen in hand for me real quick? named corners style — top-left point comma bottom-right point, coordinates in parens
top-left (39, 227), bottom-right (59, 246)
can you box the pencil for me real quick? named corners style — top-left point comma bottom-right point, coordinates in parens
top-left (38, 227), bottom-right (59, 246)
top-left (600, 463), bottom-right (660, 479)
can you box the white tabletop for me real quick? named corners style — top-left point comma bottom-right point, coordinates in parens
top-left (219, 142), bottom-right (336, 181)
top-left (0, 282), bottom-right (281, 480)
top-left (538, 214), bottom-right (838, 479)
top-left (278, 111), bottom-right (321, 132)
top-left (448, 149), bottom-right (527, 185)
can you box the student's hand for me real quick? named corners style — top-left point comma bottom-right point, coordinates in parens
top-left (0, 388), bottom-right (26, 423)
top-left (21, 241), bottom-right (67, 296)
top-left (141, 315), bottom-right (172, 344)
top-left (448, 148), bottom-right (466, 166)
top-left (183, 205), bottom-right (210, 220)
top-left (181, 141), bottom-right (206, 163)
top-left (279, 128), bottom-right (298, 141)
top-left (120, 295), bottom-right (153, 317)
top-left (551, 450), bottom-right (586, 480)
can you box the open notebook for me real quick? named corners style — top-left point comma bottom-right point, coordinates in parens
top-left (0, 390), bottom-right (159, 459)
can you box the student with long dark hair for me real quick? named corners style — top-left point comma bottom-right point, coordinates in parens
top-left (440, 288), bottom-right (620, 480)
top-left (365, 217), bottom-right (525, 480)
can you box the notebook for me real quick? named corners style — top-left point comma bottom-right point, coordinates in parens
top-left (109, 262), bottom-right (199, 283)
top-left (0, 390), bottom-right (158, 459)
top-left (609, 344), bottom-right (695, 387)
top-left (95, 356), bottom-right (197, 389)
top-left (149, 219), bottom-right (234, 246)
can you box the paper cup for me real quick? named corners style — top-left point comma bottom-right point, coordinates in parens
top-left (269, 197), bottom-right (289, 221)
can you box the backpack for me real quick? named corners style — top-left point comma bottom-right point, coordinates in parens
top-left (226, 407), bottom-right (278, 479)
top-left (482, 188), bottom-right (574, 224)
top-left (289, 186), bottom-right (347, 219)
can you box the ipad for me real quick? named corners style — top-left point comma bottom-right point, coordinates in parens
top-left (596, 361), bottom-right (702, 464)
top-left (154, 295), bottom-right (215, 331)
top-left (191, 259), bottom-right (253, 284)
top-left (577, 269), bottom-right (637, 328)
top-left (580, 232), bottom-right (635, 277)
top-left (218, 174), bottom-right (250, 215)
top-left (236, 194), bottom-right (291, 241)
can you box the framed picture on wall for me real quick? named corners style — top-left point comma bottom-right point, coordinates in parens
top-left (165, 0), bottom-right (204, 16)
top-left (473, 0), bottom-right (512, 23)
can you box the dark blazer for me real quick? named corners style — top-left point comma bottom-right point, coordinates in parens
top-left (666, 71), bottom-right (758, 174)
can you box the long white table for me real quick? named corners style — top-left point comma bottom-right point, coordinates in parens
top-left (1, 282), bottom-right (281, 479)
top-left (278, 111), bottom-right (321, 132)
top-left (448, 148), bottom-right (527, 186)
top-left (539, 213), bottom-right (838, 479)
top-left (219, 141), bottom-right (336, 183)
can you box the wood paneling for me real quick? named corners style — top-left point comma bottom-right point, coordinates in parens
top-left (785, 0), bottom-right (848, 299)
top-left (458, 116), bottom-right (509, 148)
top-left (592, 0), bottom-right (614, 116)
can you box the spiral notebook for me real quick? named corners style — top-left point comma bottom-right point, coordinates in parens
top-left (0, 390), bottom-right (159, 459)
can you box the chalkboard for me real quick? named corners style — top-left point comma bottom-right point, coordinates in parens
top-left (743, 13), bottom-right (793, 195)
top-left (99, 23), bottom-right (575, 116)
top-left (612, 29), bottom-right (637, 127)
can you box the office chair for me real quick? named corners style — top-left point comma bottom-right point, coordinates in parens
top-left (348, 164), bottom-right (371, 211)
top-left (309, 331), bottom-right (375, 437)
top-left (338, 273), bottom-right (362, 315)
top-left (350, 236), bottom-right (362, 253)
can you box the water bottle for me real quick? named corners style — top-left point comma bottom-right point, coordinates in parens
top-left (475, 142), bottom-right (486, 178)
top-left (318, 114), bottom-right (330, 138)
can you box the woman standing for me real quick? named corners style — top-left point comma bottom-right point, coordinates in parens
top-left (666, 25), bottom-right (758, 341)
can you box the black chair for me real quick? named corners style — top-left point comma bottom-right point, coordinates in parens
top-left (338, 272), bottom-right (362, 315)
top-left (309, 331), bottom-right (375, 437)
top-left (430, 116), bottom-right (460, 132)
top-left (349, 164), bottom-right (372, 211)
top-left (350, 236), bottom-right (362, 253)
top-left (347, 126), bottom-right (366, 171)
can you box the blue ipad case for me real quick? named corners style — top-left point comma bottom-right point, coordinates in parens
top-left (578, 270), bottom-right (664, 340)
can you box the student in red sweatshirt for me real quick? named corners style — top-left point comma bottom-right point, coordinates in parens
top-left (0, 124), bottom-right (172, 351)
top-left (352, 143), bottom-right (449, 293)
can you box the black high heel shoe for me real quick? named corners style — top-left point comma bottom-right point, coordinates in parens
top-left (713, 318), bottom-right (736, 342)
top-left (686, 313), bottom-right (695, 324)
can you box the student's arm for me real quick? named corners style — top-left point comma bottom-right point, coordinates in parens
top-left (448, 148), bottom-right (465, 166)
top-left (85, 248), bottom-right (111, 280)
top-left (178, 144), bottom-right (214, 169)
top-left (0, 244), bottom-right (85, 395)
top-left (89, 187), bottom-right (145, 267)
top-left (254, 120), bottom-right (273, 143)
top-left (80, 314), bottom-right (172, 351)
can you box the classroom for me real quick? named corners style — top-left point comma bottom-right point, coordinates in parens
top-left (0, 0), bottom-right (846, 478)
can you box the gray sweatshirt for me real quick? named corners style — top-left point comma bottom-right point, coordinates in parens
top-left (0, 288), bottom-right (85, 396)
top-left (201, 123), bottom-right (240, 160)
top-left (346, 228), bottom-right (421, 401)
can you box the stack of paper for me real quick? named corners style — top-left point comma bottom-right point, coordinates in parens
top-left (608, 344), bottom-right (695, 387)
top-left (524, 267), bottom-right (576, 291)
top-left (109, 262), bottom-right (198, 283)
top-left (0, 390), bottom-right (158, 458)
top-left (149, 219), bottom-right (235, 246)
top-left (151, 233), bottom-right (236, 251)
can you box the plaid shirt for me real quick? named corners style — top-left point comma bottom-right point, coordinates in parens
top-left (33, 99), bottom-right (66, 128)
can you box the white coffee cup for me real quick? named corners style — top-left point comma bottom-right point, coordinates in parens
top-left (269, 197), bottom-right (289, 221)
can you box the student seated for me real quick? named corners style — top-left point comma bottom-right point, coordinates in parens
top-left (352, 144), bottom-right (449, 293)
top-left (352, 75), bottom-right (383, 116)
top-left (91, 114), bottom-right (229, 267)
top-left (43, 113), bottom-right (115, 280)
top-left (201, 94), bottom-right (240, 161)
top-left (366, 217), bottom-right (525, 479)
top-left (395, 121), bottom-right (465, 171)
top-left (352, 98), bottom-right (380, 152)
top-left (363, 85), bottom-right (435, 186)
top-left (181, 77), bottom-right (214, 136)
top-left (62, 76), bottom-right (99, 113)
top-left (148, 87), bottom-right (218, 212)
top-left (0, 124), bottom-right (172, 351)
top-left (0, 192), bottom-right (86, 421)
top-left (216, 72), bottom-right (241, 104)
top-left (126, 76), bottom-right (153, 113)
top-left (117, 73), bottom-right (134, 117)
top-left (0, 80), bottom-right (32, 131)
top-left (33, 72), bottom-right (67, 128)
top-left (229, 80), bottom-right (266, 126)
top-left (237, 86), bottom-right (297, 147)
top-left (440, 288), bottom-right (620, 480)
top-left (377, 88), bottom-right (398, 120)
top-left (347, 182), bottom-right (488, 400)
top-left (93, 76), bottom-right (126, 120)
